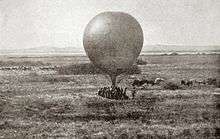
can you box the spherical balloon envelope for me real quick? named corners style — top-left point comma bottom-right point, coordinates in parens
top-left (83, 12), bottom-right (143, 85)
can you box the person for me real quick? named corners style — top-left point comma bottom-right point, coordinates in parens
top-left (115, 87), bottom-right (120, 99)
top-left (123, 87), bottom-right (129, 100)
top-left (111, 88), bottom-right (115, 99)
top-left (119, 87), bottom-right (123, 99)
top-left (98, 89), bottom-right (101, 96)
top-left (103, 87), bottom-right (107, 98)
top-left (131, 85), bottom-right (137, 99)
top-left (106, 87), bottom-right (110, 98)
top-left (98, 88), bottom-right (103, 96)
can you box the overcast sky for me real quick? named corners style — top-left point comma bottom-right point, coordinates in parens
top-left (0, 0), bottom-right (219, 50)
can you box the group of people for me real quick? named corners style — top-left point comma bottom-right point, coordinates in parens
top-left (180, 78), bottom-right (218, 87)
top-left (132, 78), bottom-right (165, 87)
top-left (98, 86), bottom-right (129, 100)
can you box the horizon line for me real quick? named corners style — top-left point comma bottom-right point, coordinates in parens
top-left (0, 44), bottom-right (219, 51)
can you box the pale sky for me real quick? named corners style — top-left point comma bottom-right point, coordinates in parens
top-left (0, 0), bottom-right (219, 50)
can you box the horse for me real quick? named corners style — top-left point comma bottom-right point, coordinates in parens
top-left (181, 80), bottom-right (186, 85)
top-left (132, 79), bottom-right (155, 87)
top-left (181, 79), bottom-right (193, 86)
top-left (207, 78), bottom-right (217, 85)
top-left (132, 79), bottom-right (146, 87)
top-left (154, 78), bottom-right (165, 85)
top-left (145, 80), bottom-right (155, 86)
top-left (186, 80), bottom-right (193, 86)
top-left (195, 79), bottom-right (206, 85)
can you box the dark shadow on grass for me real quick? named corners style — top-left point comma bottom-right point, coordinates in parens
top-left (56, 63), bottom-right (141, 75)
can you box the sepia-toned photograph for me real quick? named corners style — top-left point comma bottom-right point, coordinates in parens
top-left (0, 0), bottom-right (219, 138)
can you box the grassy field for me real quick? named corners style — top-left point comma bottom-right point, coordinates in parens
top-left (0, 54), bottom-right (219, 138)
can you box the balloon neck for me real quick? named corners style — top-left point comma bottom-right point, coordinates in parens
top-left (110, 74), bottom-right (117, 87)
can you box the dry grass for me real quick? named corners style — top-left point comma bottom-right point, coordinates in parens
top-left (0, 60), bottom-right (50, 67)
top-left (0, 54), bottom-right (219, 138)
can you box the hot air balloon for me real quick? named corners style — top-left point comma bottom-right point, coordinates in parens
top-left (83, 12), bottom-right (143, 87)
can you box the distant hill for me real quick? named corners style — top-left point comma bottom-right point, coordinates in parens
top-left (0, 45), bottom-right (219, 55)
top-left (0, 46), bottom-right (85, 54)
top-left (141, 44), bottom-right (220, 53)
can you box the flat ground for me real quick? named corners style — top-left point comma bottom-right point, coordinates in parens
top-left (0, 54), bottom-right (219, 138)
